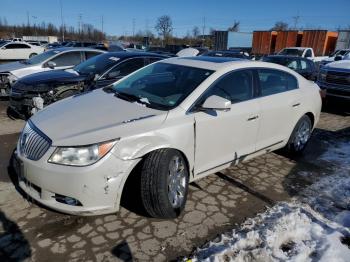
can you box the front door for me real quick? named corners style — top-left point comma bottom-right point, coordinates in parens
top-left (193, 69), bottom-right (260, 175)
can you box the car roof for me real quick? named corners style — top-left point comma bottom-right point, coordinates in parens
top-left (99, 51), bottom-right (169, 59)
top-left (49, 47), bottom-right (106, 52)
top-left (265, 55), bottom-right (306, 60)
top-left (163, 56), bottom-right (249, 70)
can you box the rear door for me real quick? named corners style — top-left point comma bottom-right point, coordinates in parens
top-left (96, 57), bottom-right (146, 88)
top-left (193, 69), bottom-right (260, 175)
top-left (255, 68), bottom-right (301, 150)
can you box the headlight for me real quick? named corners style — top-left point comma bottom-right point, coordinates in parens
top-left (48, 140), bottom-right (116, 166)
top-left (7, 73), bottom-right (18, 84)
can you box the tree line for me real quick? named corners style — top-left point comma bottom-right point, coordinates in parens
top-left (0, 17), bottom-right (105, 42)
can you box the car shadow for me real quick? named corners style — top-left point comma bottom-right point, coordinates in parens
top-left (111, 240), bottom-right (133, 262)
top-left (0, 211), bottom-right (31, 261)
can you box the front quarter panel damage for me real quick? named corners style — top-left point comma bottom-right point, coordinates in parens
top-left (112, 114), bottom-right (195, 178)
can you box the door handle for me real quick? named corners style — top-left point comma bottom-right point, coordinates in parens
top-left (292, 103), bottom-right (301, 108)
top-left (247, 115), bottom-right (259, 121)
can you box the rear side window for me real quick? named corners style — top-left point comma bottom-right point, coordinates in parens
top-left (50, 52), bottom-right (82, 67)
top-left (6, 43), bottom-right (30, 49)
top-left (203, 69), bottom-right (254, 104)
top-left (85, 51), bottom-right (101, 60)
top-left (258, 69), bottom-right (298, 96)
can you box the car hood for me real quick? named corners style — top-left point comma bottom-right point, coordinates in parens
top-left (30, 89), bottom-right (168, 146)
top-left (19, 69), bottom-right (84, 85)
top-left (0, 61), bottom-right (30, 73)
top-left (325, 60), bottom-right (350, 70)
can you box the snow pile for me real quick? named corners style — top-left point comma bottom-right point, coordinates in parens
top-left (191, 141), bottom-right (350, 262)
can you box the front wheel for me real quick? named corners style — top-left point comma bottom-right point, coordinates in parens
top-left (29, 53), bottom-right (37, 58)
top-left (285, 115), bottom-right (312, 156)
top-left (140, 149), bottom-right (189, 218)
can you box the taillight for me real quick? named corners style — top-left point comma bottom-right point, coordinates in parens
top-left (319, 89), bottom-right (326, 99)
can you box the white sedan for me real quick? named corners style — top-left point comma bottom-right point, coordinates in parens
top-left (14, 56), bottom-right (322, 218)
top-left (0, 41), bottom-right (44, 60)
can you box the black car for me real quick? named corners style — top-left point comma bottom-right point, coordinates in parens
top-left (9, 52), bottom-right (168, 118)
top-left (262, 55), bottom-right (317, 81)
top-left (202, 50), bottom-right (250, 59)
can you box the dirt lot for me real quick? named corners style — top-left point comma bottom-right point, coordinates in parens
top-left (0, 100), bottom-right (349, 261)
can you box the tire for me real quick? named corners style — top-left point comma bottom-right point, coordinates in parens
top-left (140, 149), bottom-right (189, 218)
top-left (285, 115), bottom-right (312, 156)
top-left (29, 53), bottom-right (37, 58)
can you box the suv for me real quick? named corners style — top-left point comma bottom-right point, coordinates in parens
top-left (317, 60), bottom-right (350, 102)
top-left (13, 57), bottom-right (321, 218)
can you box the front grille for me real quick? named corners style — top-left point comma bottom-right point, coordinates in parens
top-left (19, 121), bottom-right (51, 160)
top-left (325, 71), bottom-right (350, 86)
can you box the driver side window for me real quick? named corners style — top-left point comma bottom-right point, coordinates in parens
top-left (202, 69), bottom-right (254, 104)
top-left (106, 58), bottom-right (145, 79)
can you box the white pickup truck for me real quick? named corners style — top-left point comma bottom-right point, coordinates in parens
top-left (278, 47), bottom-right (328, 62)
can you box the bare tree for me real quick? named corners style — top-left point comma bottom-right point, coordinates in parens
top-left (192, 26), bottom-right (200, 38)
top-left (155, 15), bottom-right (173, 44)
top-left (228, 20), bottom-right (240, 32)
top-left (271, 21), bottom-right (289, 31)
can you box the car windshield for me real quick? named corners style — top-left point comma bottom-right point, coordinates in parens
top-left (74, 54), bottom-right (118, 75)
top-left (279, 49), bottom-right (304, 56)
top-left (110, 62), bottom-right (214, 110)
top-left (21, 50), bottom-right (62, 65)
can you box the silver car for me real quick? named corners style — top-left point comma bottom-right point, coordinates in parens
top-left (14, 56), bottom-right (322, 218)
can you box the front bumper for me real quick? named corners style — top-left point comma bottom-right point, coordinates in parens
top-left (14, 143), bottom-right (140, 216)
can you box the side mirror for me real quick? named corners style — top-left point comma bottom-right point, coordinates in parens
top-left (201, 95), bottom-right (231, 111)
top-left (334, 55), bottom-right (342, 61)
top-left (47, 61), bottom-right (56, 69)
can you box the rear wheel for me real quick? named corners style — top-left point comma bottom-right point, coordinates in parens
top-left (285, 115), bottom-right (312, 156)
top-left (140, 149), bottom-right (189, 218)
top-left (29, 53), bottom-right (37, 58)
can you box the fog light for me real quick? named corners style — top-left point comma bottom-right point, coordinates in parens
top-left (54, 194), bottom-right (82, 206)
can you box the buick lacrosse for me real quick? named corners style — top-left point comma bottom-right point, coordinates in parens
top-left (13, 56), bottom-right (322, 218)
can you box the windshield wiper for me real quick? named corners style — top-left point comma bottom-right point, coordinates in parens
top-left (114, 91), bottom-right (148, 104)
top-left (19, 60), bottom-right (30, 64)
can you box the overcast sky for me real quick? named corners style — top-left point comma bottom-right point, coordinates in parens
top-left (1, 0), bottom-right (349, 36)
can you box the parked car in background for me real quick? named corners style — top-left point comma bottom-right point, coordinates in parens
top-left (0, 41), bottom-right (44, 60)
top-left (9, 52), bottom-right (168, 117)
top-left (262, 55), bottom-right (317, 80)
top-left (320, 49), bottom-right (350, 67)
top-left (12, 56), bottom-right (321, 217)
top-left (66, 42), bottom-right (97, 48)
top-left (202, 50), bottom-right (250, 59)
top-left (317, 60), bottom-right (350, 102)
top-left (278, 47), bottom-right (328, 62)
top-left (0, 48), bottom-right (105, 97)
top-left (26, 41), bottom-right (42, 47)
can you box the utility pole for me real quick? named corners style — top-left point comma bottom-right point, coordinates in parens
top-left (101, 15), bottom-right (104, 34)
top-left (78, 13), bottom-right (82, 39)
top-left (60, 0), bottom-right (64, 42)
top-left (132, 18), bottom-right (135, 38)
top-left (293, 12), bottom-right (300, 30)
top-left (202, 16), bottom-right (206, 46)
top-left (27, 11), bottom-right (30, 26)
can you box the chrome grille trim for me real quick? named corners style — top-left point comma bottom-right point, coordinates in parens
top-left (20, 121), bottom-right (51, 161)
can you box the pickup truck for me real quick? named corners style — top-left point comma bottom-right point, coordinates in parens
top-left (278, 47), bottom-right (328, 62)
top-left (317, 60), bottom-right (350, 102)
top-left (320, 49), bottom-right (350, 66)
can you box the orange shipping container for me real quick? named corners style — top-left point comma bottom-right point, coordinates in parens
top-left (275, 31), bottom-right (303, 53)
top-left (301, 30), bottom-right (338, 56)
top-left (252, 31), bottom-right (277, 55)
